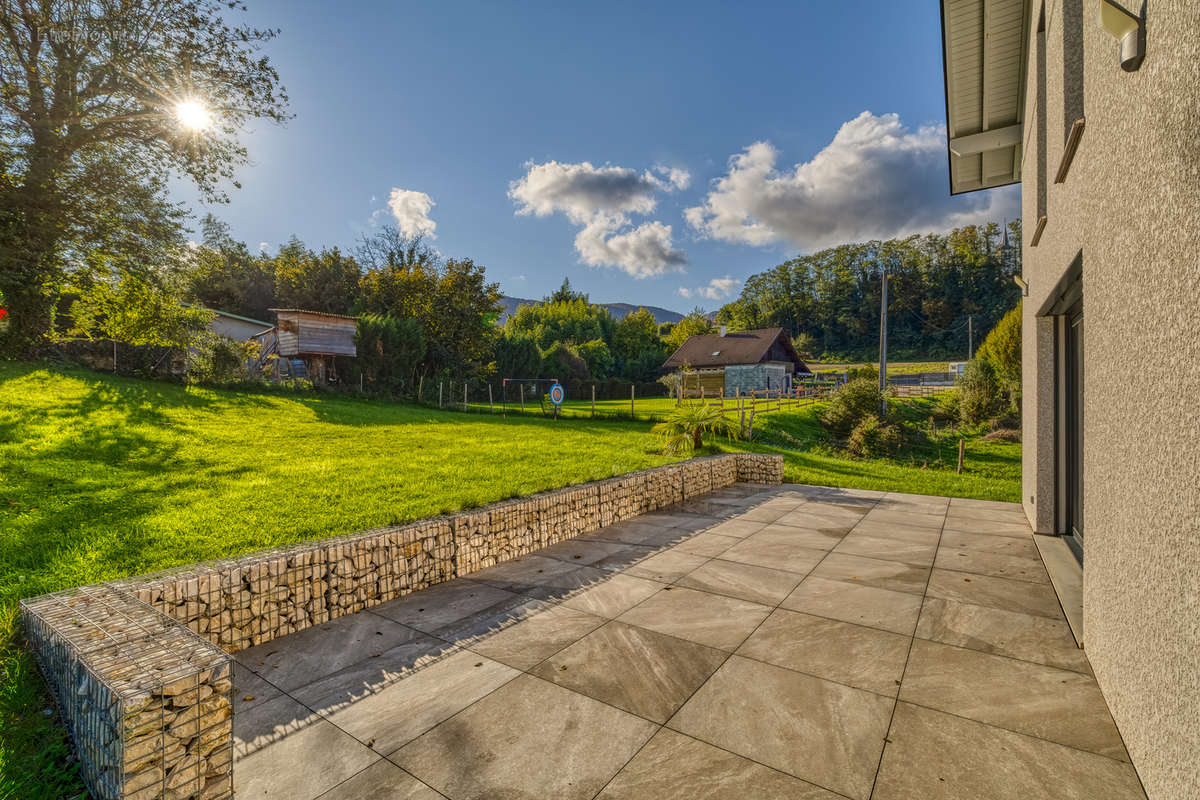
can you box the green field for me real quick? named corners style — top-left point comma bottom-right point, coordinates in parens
top-left (808, 360), bottom-right (952, 375)
top-left (0, 362), bottom-right (1018, 797)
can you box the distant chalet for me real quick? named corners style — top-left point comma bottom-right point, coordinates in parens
top-left (662, 327), bottom-right (809, 398)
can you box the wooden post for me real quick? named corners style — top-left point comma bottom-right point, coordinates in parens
top-left (520, 385), bottom-right (525, 414)
top-left (464, 382), bottom-right (468, 408)
top-left (439, 382), bottom-right (443, 407)
top-left (631, 384), bottom-right (635, 419)
top-left (957, 438), bottom-right (965, 474)
top-left (488, 383), bottom-right (494, 412)
top-left (591, 384), bottom-right (596, 418)
top-left (417, 375), bottom-right (424, 403)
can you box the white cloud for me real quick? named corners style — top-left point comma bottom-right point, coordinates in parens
top-left (513, 274), bottom-right (527, 281)
top-left (509, 159), bottom-right (688, 277)
top-left (386, 188), bottom-right (438, 239)
top-left (258, 242), bottom-right (270, 252)
top-left (686, 111), bottom-right (1017, 251)
top-left (654, 165), bottom-right (691, 191)
top-left (679, 275), bottom-right (742, 301)
top-left (575, 218), bottom-right (686, 278)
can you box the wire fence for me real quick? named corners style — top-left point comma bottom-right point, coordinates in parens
top-left (407, 379), bottom-right (843, 423)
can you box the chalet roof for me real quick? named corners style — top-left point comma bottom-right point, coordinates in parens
top-left (661, 327), bottom-right (806, 371)
top-left (269, 308), bottom-right (359, 321)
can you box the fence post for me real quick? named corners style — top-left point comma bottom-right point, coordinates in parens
top-left (957, 438), bottom-right (966, 474)
top-left (520, 385), bottom-right (525, 414)
top-left (631, 384), bottom-right (635, 419)
top-left (592, 384), bottom-right (596, 418)
top-left (464, 382), bottom-right (468, 409)
top-left (417, 376), bottom-right (424, 403)
top-left (488, 384), bottom-right (494, 413)
top-left (439, 382), bottom-right (443, 407)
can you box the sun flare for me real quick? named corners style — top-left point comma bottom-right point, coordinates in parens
top-left (175, 100), bottom-right (211, 131)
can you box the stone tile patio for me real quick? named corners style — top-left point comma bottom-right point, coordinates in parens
top-left (229, 484), bottom-right (1146, 800)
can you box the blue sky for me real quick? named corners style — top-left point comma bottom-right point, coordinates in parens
top-left (175, 0), bottom-right (1017, 312)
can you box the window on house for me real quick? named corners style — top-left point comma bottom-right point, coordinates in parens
top-left (1062, 0), bottom-right (1085, 143)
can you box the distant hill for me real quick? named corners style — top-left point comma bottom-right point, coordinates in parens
top-left (497, 296), bottom-right (686, 325)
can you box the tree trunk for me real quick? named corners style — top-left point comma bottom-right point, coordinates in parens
top-left (693, 429), bottom-right (703, 450)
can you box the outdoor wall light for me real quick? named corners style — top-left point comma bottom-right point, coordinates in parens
top-left (1098, 0), bottom-right (1144, 71)
top-left (1013, 275), bottom-right (1029, 297)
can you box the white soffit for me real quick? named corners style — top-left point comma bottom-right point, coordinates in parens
top-left (941, 0), bottom-right (1029, 194)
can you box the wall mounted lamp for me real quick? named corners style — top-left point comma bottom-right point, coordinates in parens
top-left (1098, 0), bottom-right (1144, 71)
top-left (1013, 275), bottom-right (1029, 297)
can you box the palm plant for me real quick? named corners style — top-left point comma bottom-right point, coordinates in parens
top-left (652, 404), bottom-right (739, 455)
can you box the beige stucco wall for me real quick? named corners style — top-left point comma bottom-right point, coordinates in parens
top-left (1019, 3), bottom-right (1200, 797)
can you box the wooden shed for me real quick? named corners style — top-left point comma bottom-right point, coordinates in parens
top-left (269, 309), bottom-right (357, 382)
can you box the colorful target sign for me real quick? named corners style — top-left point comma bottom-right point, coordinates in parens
top-left (548, 383), bottom-right (565, 405)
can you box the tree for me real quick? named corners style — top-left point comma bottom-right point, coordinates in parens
top-left (662, 309), bottom-right (717, 352)
top-left (540, 341), bottom-right (588, 380)
top-left (547, 276), bottom-right (587, 304)
top-left (274, 242), bottom-right (361, 314)
top-left (185, 215), bottom-right (276, 320)
top-left (492, 333), bottom-right (541, 379)
top-left (358, 227), bottom-right (501, 380)
top-left (576, 338), bottom-right (614, 379)
top-left (504, 297), bottom-right (615, 351)
top-left (352, 314), bottom-right (425, 395)
top-left (69, 257), bottom-right (212, 348)
top-left (0, 0), bottom-right (290, 354)
top-left (713, 225), bottom-right (1020, 360)
top-left (976, 302), bottom-right (1021, 395)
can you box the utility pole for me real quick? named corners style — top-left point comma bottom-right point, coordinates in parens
top-left (968, 315), bottom-right (974, 359)
top-left (878, 268), bottom-right (889, 417)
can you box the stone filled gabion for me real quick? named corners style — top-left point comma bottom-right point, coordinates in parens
top-left (22, 454), bottom-right (780, 799)
top-left (19, 585), bottom-right (233, 800)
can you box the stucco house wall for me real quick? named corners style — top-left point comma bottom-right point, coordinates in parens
top-left (1020, 4), bottom-right (1200, 797)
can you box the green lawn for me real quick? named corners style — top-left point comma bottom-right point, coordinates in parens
top-left (0, 361), bottom-right (1019, 798)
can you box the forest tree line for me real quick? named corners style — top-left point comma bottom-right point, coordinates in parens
top-left (716, 221), bottom-right (1022, 361)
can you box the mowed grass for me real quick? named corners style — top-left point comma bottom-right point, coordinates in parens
top-left (0, 362), bottom-right (681, 798)
top-left (0, 362), bottom-right (1020, 797)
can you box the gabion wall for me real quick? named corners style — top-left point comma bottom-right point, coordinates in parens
top-left (20, 585), bottom-right (232, 800)
top-left (22, 453), bottom-right (781, 799)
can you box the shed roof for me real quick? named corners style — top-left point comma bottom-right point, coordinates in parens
top-left (661, 327), bottom-right (807, 371)
top-left (269, 308), bottom-right (359, 320)
top-left (940, 0), bottom-right (1030, 194)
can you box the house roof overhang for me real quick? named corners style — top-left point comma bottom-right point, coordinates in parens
top-left (940, 0), bottom-right (1031, 195)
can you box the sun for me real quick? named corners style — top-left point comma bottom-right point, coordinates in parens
top-left (175, 100), bottom-right (211, 131)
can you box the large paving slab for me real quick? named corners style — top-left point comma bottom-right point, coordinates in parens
top-left (232, 482), bottom-right (1144, 800)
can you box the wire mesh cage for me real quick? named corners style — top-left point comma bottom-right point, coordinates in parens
top-left (20, 584), bottom-right (233, 800)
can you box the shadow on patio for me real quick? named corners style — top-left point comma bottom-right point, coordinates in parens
top-left (230, 484), bottom-right (1145, 800)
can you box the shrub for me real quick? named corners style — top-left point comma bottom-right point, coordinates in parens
top-left (651, 404), bottom-right (738, 454)
top-left (819, 377), bottom-right (886, 437)
top-left (187, 332), bottom-right (258, 385)
top-left (958, 358), bottom-right (1001, 424)
top-left (982, 428), bottom-right (1021, 443)
top-left (931, 388), bottom-right (960, 423)
top-left (576, 338), bottom-right (614, 379)
top-left (353, 314), bottom-right (426, 396)
top-left (540, 341), bottom-right (589, 380)
top-left (976, 302), bottom-right (1021, 404)
top-left (846, 414), bottom-right (905, 457)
